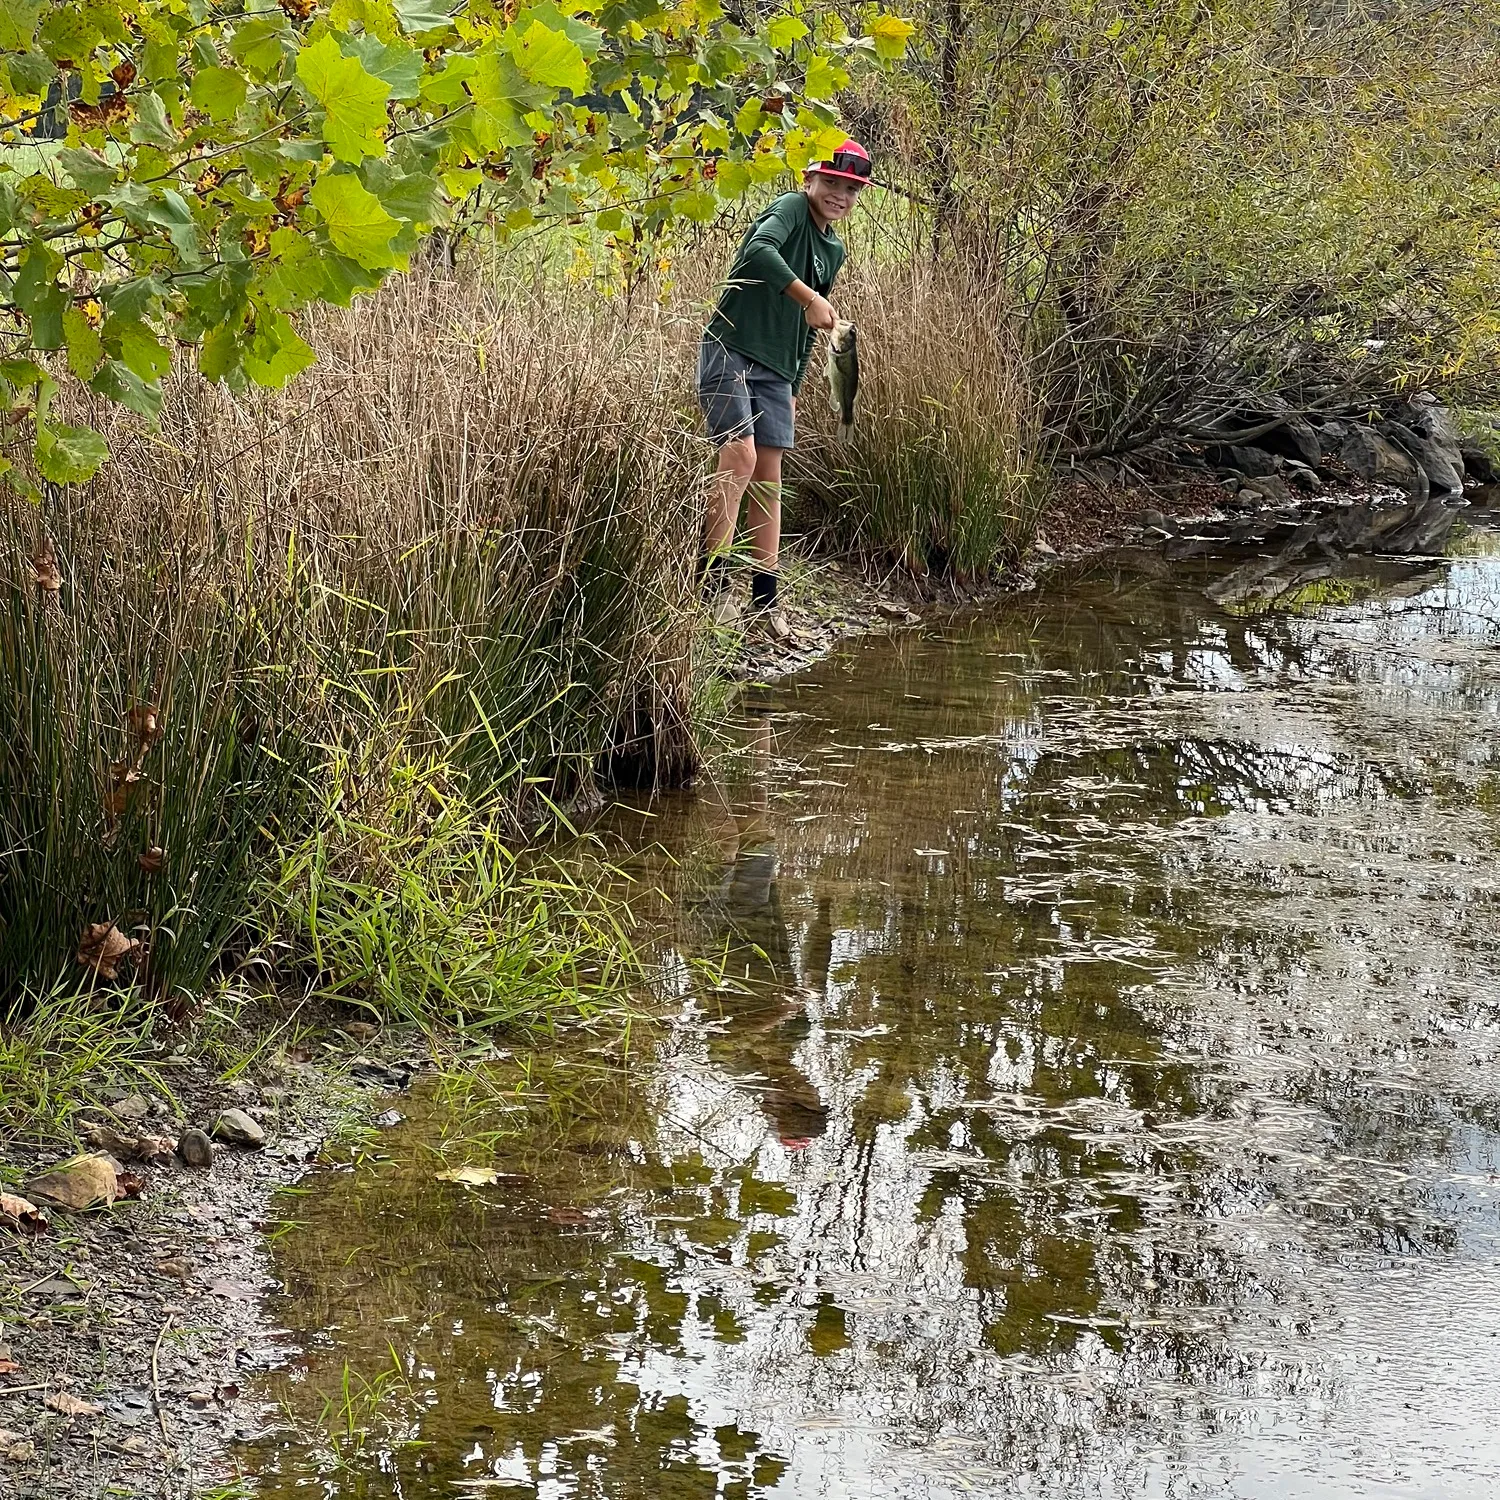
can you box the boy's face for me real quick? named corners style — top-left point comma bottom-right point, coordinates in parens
top-left (804, 169), bottom-right (864, 223)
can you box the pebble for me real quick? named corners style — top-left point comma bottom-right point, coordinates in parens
top-left (211, 1109), bottom-right (265, 1148)
top-left (113, 1094), bottom-right (150, 1125)
top-left (176, 1128), bottom-right (215, 1168)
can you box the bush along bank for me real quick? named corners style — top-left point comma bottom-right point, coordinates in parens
top-left (0, 269), bottom-right (707, 1081)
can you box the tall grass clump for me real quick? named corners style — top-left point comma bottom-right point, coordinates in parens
top-left (0, 265), bottom-right (709, 1023)
top-left (786, 258), bottom-right (1046, 577)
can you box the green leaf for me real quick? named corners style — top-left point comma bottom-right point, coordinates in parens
top-left (57, 147), bottom-right (115, 195)
top-left (517, 2), bottom-right (602, 58)
top-left (130, 91), bottom-right (178, 147)
top-left (508, 18), bottom-right (588, 94)
top-left (766, 15), bottom-right (809, 50)
top-left (393, 0), bottom-right (454, 31)
top-left (230, 15), bottom-right (290, 78)
top-left (62, 306), bottom-right (104, 379)
top-left (868, 13), bottom-right (916, 61)
top-left (198, 320), bottom-right (243, 384)
top-left (0, 356), bottom-right (46, 393)
top-left (0, 0), bottom-right (43, 52)
top-left (469, 51), bottom-right (546, 150)
top-left (189, 65), bottom-right (249, 123)
top-left (362, 159), bottom-right (447, 226)
top-left (35, 421), bottom-right (109, 484)
top-left (309, 171), bottom-right (401, 269)
top-left (803, 55), bottom-right (844, 100)
top-left (296, 32), bottom-right (392, 164)
top-left (38, 6), bottom-right (99, 63)
top-left (347, 33), bottom-right (422, 99)
top-left (88, 360), bottom-right (163, 418)
top-left (4, 47), bottom-right (51, 95)
top-left (734, 97), bottom-right (764, 137)
top-left (14, 242), bottom-right (66, 349)
top-left (243, 307), bottom-right (317, 387)
top-left (107, 318), bottom-right (170, 382)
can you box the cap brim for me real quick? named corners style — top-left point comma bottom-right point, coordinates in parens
top-left (807, 167), bottom-right (870, 184)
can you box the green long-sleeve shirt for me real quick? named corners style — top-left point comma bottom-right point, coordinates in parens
top-left (705, 191), bottom-right (846, 395)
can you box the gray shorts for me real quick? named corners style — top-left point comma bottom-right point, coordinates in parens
top-left (697, 339), bottom-right (795, 450)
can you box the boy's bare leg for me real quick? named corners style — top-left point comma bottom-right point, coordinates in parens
top-left (744, 445), bottom-right (785, 572)
top-left (745, 446), bottom-right (791, 639)
top-left (703, 437), bottom-right (757, 558)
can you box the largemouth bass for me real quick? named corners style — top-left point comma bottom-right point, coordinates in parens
top-left (825, 319), bottom-right (859, 443)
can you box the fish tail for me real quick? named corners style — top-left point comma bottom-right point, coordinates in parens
top-left (837, 421), bottom-right (855, 445)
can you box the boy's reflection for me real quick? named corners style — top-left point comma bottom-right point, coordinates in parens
top-left (701, 717), bottom-right (829, 1151)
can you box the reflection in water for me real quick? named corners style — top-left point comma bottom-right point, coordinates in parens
top-left (243, 538), bottom-right (1500, 1499)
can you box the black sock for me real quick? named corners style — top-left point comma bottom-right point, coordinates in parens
top-left (750, 568), bottom-right (779, 611)
top-left (699, 552), bottom-right (731, 599)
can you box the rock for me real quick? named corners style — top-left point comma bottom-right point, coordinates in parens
top-left (1249, 416), bottom-right (1321, 469)
top-left (25, 1153), bottom-right (121, 1211)
top-left (1341, 427), bottom-right (1419, 491)
top-left (1405, 400), bottom-right (1467, 489)
top-left (1315, 418), bottom-right (1350, 458)
top-left (1459, 444), bottom-right (1497, 485)
top-left (80, 1124), bottom-right (175, 1163)
top-left (1136, 507), bottom-right (1177, 535)
top-left (211, 1109), bottom-right (265, 1149)
top-left (1380, 418), bottom-right (1462, 496)
top-left (176, 1128), bottom-right (215, 1168)
top-left (1285, 463), bottom-right (1323, 493)
top-left (0, 1190), bottom-right (47, 1232)
top-left (1207, 443), bottom-right (1280, 478)
top-left (1252, 474), bottom-right (1296, 505)
top-left (112, 1094), bottom-right (150, 1125)
top-left (340, 1020), bottom-right (380, 1041)
top-left (1031, 537), bottom-right (1058, 558)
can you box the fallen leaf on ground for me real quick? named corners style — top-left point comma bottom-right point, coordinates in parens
top-left (0, 1192), bottom-right (47, 1232)
top-left (436, 1165), bottom-right (502, 1186)
top-left (4, 1437), bottom-right (35, 1462)
top-left (45, 1391), bottom-right (103, 1417)
top-left (0, 1360), bottom-right (18, 1375)
top-left (116, 1170), bottom-right (146, 1199)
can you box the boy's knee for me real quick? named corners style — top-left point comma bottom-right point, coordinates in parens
top-left (721, 436), bottom-right (757, 477)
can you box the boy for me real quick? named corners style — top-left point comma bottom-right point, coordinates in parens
top-left (696, 139), bottom-right (873, 639)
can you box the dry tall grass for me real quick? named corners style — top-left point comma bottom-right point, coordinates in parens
top-left (0, 269), bottom-right (711, 1009)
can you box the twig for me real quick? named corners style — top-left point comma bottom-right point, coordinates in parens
top-left (151, 1317), bottom-right (172, 1444)
top-left (0, 1383), bottom-right (51, 1396)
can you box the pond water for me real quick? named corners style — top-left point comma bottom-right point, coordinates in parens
top-left (242, 539), bottom-right (1500, 1498)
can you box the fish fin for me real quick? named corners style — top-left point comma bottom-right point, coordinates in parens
top-left (837, 421), bottom-right (855, 444)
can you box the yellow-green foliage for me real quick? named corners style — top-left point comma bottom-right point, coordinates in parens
top-left (866, 0), bottom-right (1500, 442)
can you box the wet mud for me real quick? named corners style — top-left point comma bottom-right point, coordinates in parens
top-left (239, 531), bottom-right (1500, 1498)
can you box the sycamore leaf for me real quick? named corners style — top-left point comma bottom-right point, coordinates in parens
top-left (869, 12), bottom-right (916, 60)
top-left (242, 308), bottom-right (317, 387)
top-left (347, 33), bottom-right (422, 99)
top-left (0, 0), bottom-right (44, 52)
top-left (189, 65), bottom-right (249, 123)
top-left (296, 32), bottom-right (391, 163)
top-left (803, 55), bottom-right (846, 100)
top-left (309, 171), bottom-right (400, 269)
top-left (766, 15), bottom-right (809, 49)
top-left (62, 306), bottom-right (104, 379)
top-left (35, 421), bottom-right (109, 484)
top-left (88, 360), bottom-right (164, 419)
top-left (109, 319), bottom-right (171, 382)
top-left (57, 147), bottom-right (114, 195)
top-left (436, 1165), bottom-right (501, 1186)
top-left (508, 18), bottom-right (589, 93)
top-left (393, 0), bottom-right (455, 32)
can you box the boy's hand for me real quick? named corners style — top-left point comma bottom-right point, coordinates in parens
top-left (802, 293), bottom-right (837, 332)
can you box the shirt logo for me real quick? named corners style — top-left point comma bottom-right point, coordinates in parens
top-left (813, 254), bottom-right (826, 282)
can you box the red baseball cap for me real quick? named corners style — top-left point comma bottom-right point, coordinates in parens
top-left (807, 139), bottom-right (872, 185)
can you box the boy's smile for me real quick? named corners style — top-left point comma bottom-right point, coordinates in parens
top-left (804, 173), bottom-right (864, 228)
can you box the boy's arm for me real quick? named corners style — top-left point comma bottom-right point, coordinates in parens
top-left (739, 203), bottom-right (836, 332)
